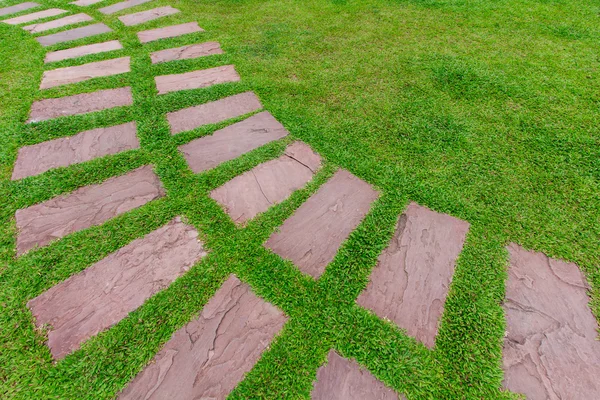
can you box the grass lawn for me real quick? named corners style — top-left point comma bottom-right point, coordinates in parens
top-left (1, 0), bottom-right (599, 398)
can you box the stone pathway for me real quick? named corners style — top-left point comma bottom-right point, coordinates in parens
top-left (36, 23), bottom-right (112, 46)
top-left (0, 2), bottom-right (39, 17)
top-left (137, 22), bottom-right (204, 43)
top-left (24, 12), bottom-right (92, 33)
top-left (155, 64), bottom-right (240, 94)
top-left (40, 56), bottom-right (130, 88)
top-left (2, 8), bottom-right (65, 25)
top-left (44, 40), bottom-right (123, 63)
top-left (118, 6), bottom-right (179, 27)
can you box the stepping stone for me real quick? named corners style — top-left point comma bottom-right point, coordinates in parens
top-left (71, 0), bottom-right (106, 6)
top-left (28, 217), bottom-right (206, 359)
top-left (118, 6), bottom-right (179, 26)
top-left (155, 65), bottom-right (239, 95)
top-left (356, 203), bottom-right (470, 348)
top-left (24, 13), bottom-right (93, 34)
top-left (118, 275), bottom-right (287, 399)
top-left (99, 0), bottom-right (152, 15)
top-left (0, 2), bottom-right (39, 17)
top-left (40, 56), bottom-right (130, 89)
top-left (28, 87), bottom-right (132, 123)
top-left (150, 41), bottom-right (222, 64)
top-left (137, 21), bottom-right (203, 43)
top-left (44, 40), bottom-right (123, 63)
top-left (179, 111), bottom-right (288, 173)
top-left (211, 142), bottom-right (321, 224)
top-left (312, 351), bottom-right (401, 400)
top-left (12, 122), bottom-right (139, 180)
top-left (168, 91), bottom-right (262, 135)
top-left (36, 23), bottom-right (112, 47)
top-left (502, 243), bottom-right (600, 399)
top-left (265, 169), bottom-right (378, 279)
top-left (15, 165), bottom-right (164, 255)
top-left (3, 8), bottom-right (66, 25)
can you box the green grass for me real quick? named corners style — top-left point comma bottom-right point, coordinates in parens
top-left (1, 0), bottom-right (599, 398)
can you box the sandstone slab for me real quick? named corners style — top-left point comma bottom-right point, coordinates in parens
top-left (44, 40), bottom-right (123, 63)
top-left (36, 23), bottom-right (112, 47)
top-left (0, 2), bottom-right (39, 17)
top-left (155, 65), bottom-right (239, 95)
top-left (137, 22), bottom-right (203, 43)
top-left (40, 56), bottom-right (130, 89)
top-left (3, 8), bottom-right (65, 25)
top-left (99, 0), bottom-right (152, 15)
top-left (24, 13), bottom-right (92, 33)
top-left (150, 41), bottom-right (222, 64)
top-left (71, 0), bottom-right (105, 6)
top-left (118, 6), bottom-right (179, 26)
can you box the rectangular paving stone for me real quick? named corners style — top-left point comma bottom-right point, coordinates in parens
top-left (44, 40), bottom-right (123, 63)
top-left (36, 23), bottom-right (112, 47)
top-left (150, 41), bottom-right (222, 64)
top-left (28, 87), bottom-right (132, 123)
top-left (3, 8), bottom-right (66, 25)
top-left (12, 122), bottom-right (139, 180)
top-left (137, 22), bottom-right (203, 43)
top-left (265, 169), bottom-right (378, 279)
top-left (118, 6), bottom-right (179, 26)
top-left (211, 142), bottom-right (321, 224)
top-left (40, 56), bottom-right (130, 89)
top-left (28, 217), bottom-right (206, 359)
top-left (119, 274), bottom-right (287, 399)
top-left (502, 243), bottom-right (600, 399)
top-left (71, 0), bottom-right (105, 6)
top-left (357, 202), bottom-right (470, 348)
top-left (155, 64), bottom-right (239, 95)
top-left (24, 13), bottom-right (93, 34)
top-left (99, 0), bottom-right (152, 15)
top-left (0, 2), bottom-right (39, 17)
top-left (15, 165), bottom-right (164, 255)
top-left (179, 111), bottom-right (288, 173)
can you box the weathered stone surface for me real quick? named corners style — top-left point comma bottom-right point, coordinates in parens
top-left (40, 57), bottom-right (130, 89)
top-left (44, 40), bottom-right (123, 63)
top-left (211, 142), bottom-right (321, 224)
top-left (502, 243), bottom-right (600, 399)
top-left (15, 165), bottom-right (164, 255)
top-left (0, 2), bottom-right (39, 17)
top-left (150, 41), bottom-right (222, 64)
top-left (118, 6), bottom-right (179, 26)
top-left (357, 203), bottom-right (470, 348)
top-left (24, 13), bottom-right (92, 33)
top-left (3, 8), bottom-right (65, 25)
top-left (70, 0), bottom-right (105, 6)
top-left (312, 351), bottom-right (401, 400)
top-left (99, 0), bottom-right (152, 15)
top-left (179, 111), bottom-right (288, 173)
top-left (28, 87), bottom-right (132, 123)
top-left (137, 22), bottom-right (203, 43)
top-left (118, 275), bottom-right (287, 399)
top-left (168, 91), bottom-right (262, 134)
top-left (28, 217), bottom-right (206, 359)
top-left (36, 23), bottom-right (112, 47)
top-left (265, 169), bottom-right (378, 279)
top-left (155, 65), bottom-right (239, 95)
top-left (12, 122), bottom-right (139, 180)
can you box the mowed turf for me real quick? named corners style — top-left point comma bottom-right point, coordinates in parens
top-left (0, 0), bottom-right (598, 399)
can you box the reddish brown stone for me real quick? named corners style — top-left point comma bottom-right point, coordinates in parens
top-left (155, 65), bottom-right (239, 95)
top-left (0, 2), bottom-right (40, 17)
top-left (118, 6), bottom-right (179, 26)
top-left (502, 243), bottom-right (600, 399)
top-left (150, 41), bottom-right (223, 64)
top-left (99, 0), bottom-right (153, 15)
top-left (118, 275), bottom-right (287, 399)
top-left (137, 22), bottom-right (204, 43)
top-left (70, 0), bottom-right (104, 6)
top-left (179, 111), bottom-right (288, 173)
top-left (3, 8), bottom-right (66, 25)
top-left (36, 23), bottom-right (112, 47)
top-left (44, 40), bottom-right (123, 63)
top-left (12, 122), bottom-right (139, 180)
top-left (40, 57), bottom-right (130, 89)
top-left (24, 13), bottom-right (92, 33)
top-left (15, 165), bottom-right (164, 255)
top-left (28, 217), bottom-right (206, 359)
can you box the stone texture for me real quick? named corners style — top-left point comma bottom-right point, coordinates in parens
top-left (71, 0), bottom-right (105, 6)
top-left (118, 6), bottom-right (179, 26)
top-left (0, 2), bottom-right (39, 17)
top-left (211, 142), bottom-right (321, 224)
top-left (357, 203), bottom-right (470, 348)
top-left (179, 111), bottom-right (288, 173)
top-left (118, 275), bottom-right (287, 399)
top-left (137, 22), bottom-right (204, 43)
top-left (12, 122), bottom-right (139, 180)
top-left (15, 165), bottom-right (164, 255)
top-left (28, 87), bottom-right (132, 123)
top-left (150, 41), bottom-right (222, 64)
top-left (155, 65), bottom-right (239, 95)
top-left (24, 13), bottom-right (92, 34)
top-left (168, 91), bottom-right (262, 134)
top-left (312, 351), bottom-right (401, 400)
top-left (36, 23), bottom-right (112, 47)
top-left (99, 0), bottom-right (152, 15)
top-left (502, 243), bottom-right (600, 399)
top-left (28, 218), bottom-right (206, 359)
top-left (3, 8), bottom-right (66, 25)
top-left (265, 169), bottom-right (378, 279)
top-left (44, 40), bottom-right (123, 63)
top-left (40, 57), bottom-right (130, 89)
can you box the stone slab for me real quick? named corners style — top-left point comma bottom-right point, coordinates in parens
top-left (12, 122), bottom-right (139, 180)
top-left (211, 142), bottom-right (321, 224)
top-left (15, 165), bottom-right (164, 255)
top-left (502, 243), bottom-right (600, 399)
top-left (150, 41), bottom-right (222, 64)
top-left (0, 2), bottom-right (39, 17)
top-left (40, 56), bottom-right (130, 89)
top-left (118, 275), bottom-right (287, 399)
top-left (265, 169), bottom-right (378, 278)
top-left (179, 111), bottom-right (288, 173)
top-left (357, 203), bottom-right (470, 348)
top-left (71, 0), bottom-right (105, 6)
top-left (168, 91), bottom-right (262, 134)
top-left (44, 40), bottom-right (123, 63)
top-left (137, 22), bottom-right (203, 43)
top-left (28, 87), bottom-right (132, 123)
top-left (36, 23), bottom-right (112, 47)
top-left (28, 217), bottom-right (206, 359)
top-left (24, 13), bottom-right (92, 33)
top-left (3, 8), bottom-right (66, 25)
top-left (118, 6), bottom-right (179, 26)
top-left (99, 0), bottom-right (152, 15)
top-left (155, 64), bottom-right (239, 95)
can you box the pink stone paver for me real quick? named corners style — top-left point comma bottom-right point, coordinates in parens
top-left (211, 142), bottom-right (321, 224)
top-left (28, 87), bottom-right (132, 123)
top-left (40, 57), bottom-right (130, 89)
top-left (0, 2), bottom-right (40, 17)
top-left (502, 243), bottom-right (600, 399)
top-left (36, 23), bottom-right (112, 47)
top-left (23, 13), bottom-right (93, 33)
top-left (357, 203), bottom-right (470, 348)
top-left (137, 22), bottom-right (204, 43)
top-left (118, 6), bottom-right (179, 27)
top-left (28, 217), bottom-right (206, 359)
top-left (44, 40), bottom-right (123, 63)
top-left (168, 91), bottom-right (262, 134)
top-left (150, 41), bottom-right (223, 64)
top-left (265, 169), bottom-right (379, 279)
top-left (70, 0), bottom-right (105, 6)
top-left (3, 8), bottom-right (66, 25)
top-left (15, 165), bottom-right (164, 255)
top-left (155, 65), bottom-right (239, 95)
top-left (179, 111), bottom-right (288, 173)
top-left (12, 122), bottom-right (139, 180)
top-left (118, 275), bottom-right (287, 399)
top-left (99, 0), bottom-right (153, 15)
